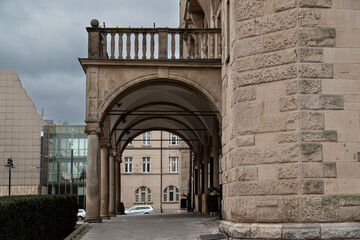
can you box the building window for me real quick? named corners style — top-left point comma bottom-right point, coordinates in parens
top-left (135, 186), bottom-right (152, 203)
top-left (127, 140), bottom-right (133, 146)
top-left (142, 132), bottom-right (151, 145)
top-left (169, 133), bottom-right (178, 145)
top-left (169, 157), bottom-right (178, 173)
top-left (163, 186), bottom-right (179, 202)
top-left (142, 157), bottom-right (150, 173)
top-left (124, 157), bottom-right (132, 173)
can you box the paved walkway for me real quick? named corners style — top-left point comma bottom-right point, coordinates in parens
top-left (81, 213), bottom-right (221, 240)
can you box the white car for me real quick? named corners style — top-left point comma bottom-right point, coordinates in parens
top-left (125, 205), bottom-right (156, 215)
top-left (77, 209), bottom-right (86, 221)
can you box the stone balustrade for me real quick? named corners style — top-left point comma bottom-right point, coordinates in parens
top-left (87, 26), bottom-right (221, 60)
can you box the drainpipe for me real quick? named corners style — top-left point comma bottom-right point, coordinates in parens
top-left (160, 131), bottom-right (163, 213)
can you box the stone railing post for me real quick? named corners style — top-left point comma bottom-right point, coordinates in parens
top-left (88, 19), bottom-right (101, 58)
top-left (158, 29), bottom-right (168, 59)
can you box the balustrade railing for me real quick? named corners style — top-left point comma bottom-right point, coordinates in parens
top-left (87, 27), bottom-right (222, 60)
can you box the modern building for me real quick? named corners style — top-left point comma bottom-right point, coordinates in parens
top-left (44, 125), bottom-right (87, 208)
top-left (0, 70), bottom-right (42, 196)
top-left (121, 131), bottom-right (190, 213)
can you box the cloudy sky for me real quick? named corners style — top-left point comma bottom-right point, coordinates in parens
top-left (0, 0), bottom-right (179, 125)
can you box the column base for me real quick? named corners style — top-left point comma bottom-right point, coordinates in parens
top-left (101, 215), bottom-right (110, 220)
top-left (109, 213), bottom-right (116, 217)
top-left (84, 217), bottom-right (102, 223)
top-left (220, 221), bottom-right (360, 240)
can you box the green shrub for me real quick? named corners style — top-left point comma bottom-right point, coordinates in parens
top-left (0, 195), bottom-right (77, 240)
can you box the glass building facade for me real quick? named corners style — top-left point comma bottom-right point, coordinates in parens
top-left (44, 125), bottom-right (87, 209)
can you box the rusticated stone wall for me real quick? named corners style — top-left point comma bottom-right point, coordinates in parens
top-left (221, 0), bottom-right (360, 232)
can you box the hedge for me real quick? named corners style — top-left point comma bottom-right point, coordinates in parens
top-left (0, 195), bottom-right (77, 240)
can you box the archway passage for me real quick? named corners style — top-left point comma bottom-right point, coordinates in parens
top-left (80, 54), bottom-right (222, 222)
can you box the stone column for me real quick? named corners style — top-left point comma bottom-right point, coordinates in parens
top-left (212, 121), bottom-right (220, 189)
top-left (100, 143), bottom-right (110, 219)
top-left (196, 148), bottom-right (202, 213)
top-left (115, 156), bottom-right (121, 214)
top-left (84, 123), bottom-right (102, 223)
top-left (202, 135), bottom-right (209, 214)
top-left (109, 151), bottom-right (116, 217)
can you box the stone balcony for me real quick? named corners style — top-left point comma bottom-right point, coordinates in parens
top-left (86, 20), bottom-right (222, 61)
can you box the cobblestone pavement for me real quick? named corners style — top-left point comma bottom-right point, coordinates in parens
top-left (81, 212), bottom-right (221, 240)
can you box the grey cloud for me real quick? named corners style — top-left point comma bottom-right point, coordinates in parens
top-left (0, 0), bottom-right (179, 124)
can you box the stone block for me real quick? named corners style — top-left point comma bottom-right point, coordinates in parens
top-left (301, 130), bottom-right (337, 142)
top-left (255, 9), bottom-right (297, 35)
top-left (228, 223), bottom-right (251, 239)
top-left (323, 79), bottom-right (360, 95)
top-left (339, 206), bottom-right (360, 222)
top-left (234, 36), bottom-right (263, 58)
top-left (299, 0), bottom-right (332, 8)
top-left (300, 28), bottom-right (335, 47)
top-left (286, 79), bottom-right (297, 95)
top-left (282, 223), bottom-right (321, 240)
top-left (265, 0), bottom-right (275, 15)
top-left (321, 223), bottom-right (360, 239)
top-left (337, 130), bottom-right (360, 142)
top-left (337, 162), bottom-right (360, 178)
top-left (325, 111), bottom-right (360, 130)
top-left (301, 162), bottom-right (337, 178)
top-left (228, 179), bottom-right (299, 196)
top-left (339, 195), bottom-right (360, 207)
top-left (235, 165), bottom-right (258, 181)
top-left (236, 64), bottom-right (297, 87)
top-left (278, 163), bottom-right (299, 179)
top-left (231, 100), bottom-right (264, 136)
top-left (264, 29), bottom-right (297, 52)
top-left (333, 0), bottom-right (360, 9)
top-left (336, 29), bottom-right (360, 48)
top-left (301, 111), bottom-right (324, 130)
top-left (275, 0), bottom-right (296, 12)
top-left (235, 135), bottom-right (255, 147)
top-left (278, 196), bottom-right (301, 222)
top-left (229, 143), bottom-right (299, 167)
top-left (234, 0), bottom-right (264, 21)
top-left (337, 178), bottom-right (360, 194)
top-left (251, 224), bottom-right (282, 239)
top-left (334, 63), bottom-right (360, 79)
top-left (300, 95), bottom-right (344, 110)
top-left (258, 164), bottom-right (278, 180)
top-left (301, 196), bottom-right (339, 223)
top-left (298, 8), bottom-right (321, 27)
top-left (234, 19), bottom-right (255, 40)
top-left (299, 63), bottom-right (334, 78)
top-left (231, 86), bottom-right (256, 106)
top-left (257, 207), bottom-right (280, 223)
top-left (279, 95), bottom-right (298, 112)
top-left (300, 79), bottom-right (322, 94)
top-left (324, 48), bottom-right (360, 64)
top-left (325, 179), bottom-right (338, 194)
top-left (279, 131), bottom-right (298, 143)
top-left (255, 132), bottom-right (279, 145)
top-left (236, 48), bottom-right (297, 72)
top-left (299, 48), bottom-right (323, 63)
top-left (321, 9), bottom-right (359, 28)
top-left (301, 179), bottom-right (324, 194)
top-left (287, 112), bottom-right (300, 130)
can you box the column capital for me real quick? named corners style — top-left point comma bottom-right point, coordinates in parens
top-left (85, 121), bottom-right (103, 136)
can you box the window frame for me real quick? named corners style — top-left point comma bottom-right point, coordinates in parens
top-left (124, 157), bottom-right (133, 173)
top-left (142, 157), bottom-right (151, 173)
top-left (135, 186), bottom-right (152, 203)
top-left (142, 132), bottom-right (151, 146)
top-left (163, 185), bottom-right (179, 203)
top-left (168, 133), bottom-right (179, 146)
top-left (169, 156), bottom-right (179, 173)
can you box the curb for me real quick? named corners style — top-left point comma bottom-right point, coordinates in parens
top-left (64, 222), bottom-right (89, 240)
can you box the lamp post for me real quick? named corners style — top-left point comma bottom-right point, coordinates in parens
top-left (4, 158), bottom-right (14, 196)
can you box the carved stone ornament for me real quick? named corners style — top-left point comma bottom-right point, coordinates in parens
top-left (84, 125), bottom-right (103, 136)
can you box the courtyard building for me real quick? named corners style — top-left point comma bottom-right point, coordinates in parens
top-left (0, 70), bottom-right (43, 196)
top-left (80, 0), bottom-right (360, 239)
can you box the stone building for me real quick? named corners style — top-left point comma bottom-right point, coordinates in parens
top-left (80, 0), bottom-right (360, 238)
top-left (0, 70), bottom-right (42, 196)
top-left (121, 131), bottom-right (190, 214)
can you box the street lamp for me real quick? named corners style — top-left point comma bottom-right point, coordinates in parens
top-left (4, 158), bottom-right (15, 196)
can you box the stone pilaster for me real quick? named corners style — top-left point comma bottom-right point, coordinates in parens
top-left (109, 150), bottom-right (116, 217)
top-left (100, 141), bottom-right (110, 219)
